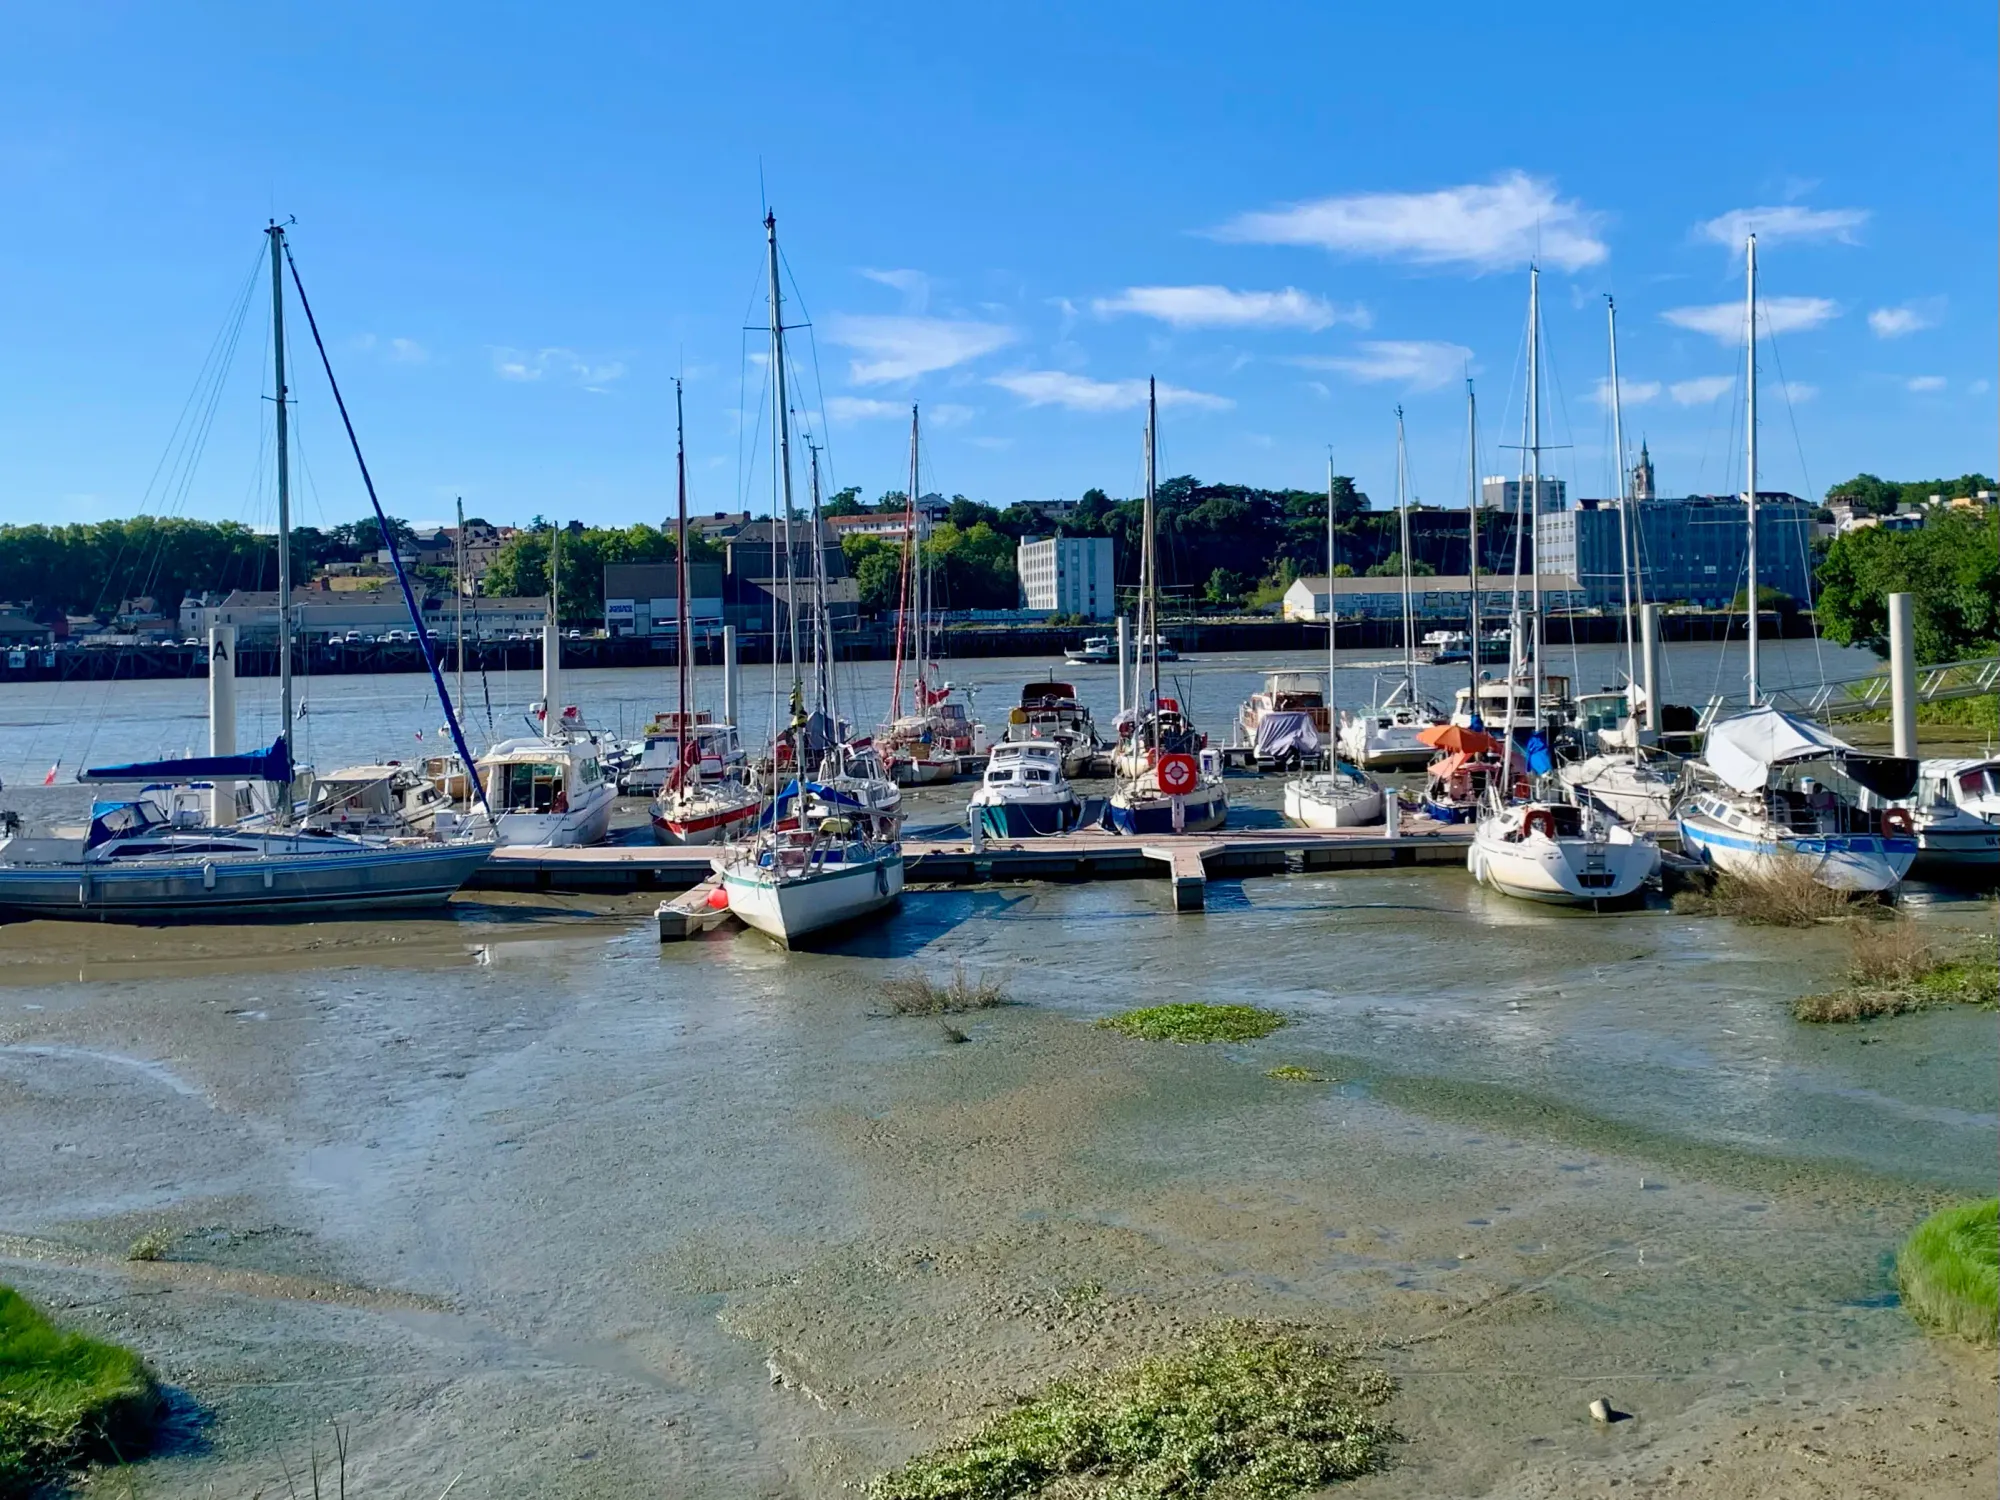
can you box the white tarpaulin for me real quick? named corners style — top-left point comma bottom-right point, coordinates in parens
top-left (1254, 710), bottom-right (1322, 762)
top-left (1701, 706), bottom-right (1854, 793)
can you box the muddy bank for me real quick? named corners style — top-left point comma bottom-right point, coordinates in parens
top-left (0, 875), bottom-right (1993, 1496)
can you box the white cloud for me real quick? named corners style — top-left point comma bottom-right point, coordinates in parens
top-left (388, 337), bottom-right (428, 364)
top-left (1780, 381), bottom-right (1817, 404)
top-left (1669, 375), bottom-right (1734, 406)
top-left (489, 346), bottom-right (626, 386)
top-left (1211, 171), bottom-right (1606, 273)
top-left (825, 396), bottom-right (908, 422)
top-left (1869, 302), bottom-right (1941, 338)
top-left (1090, 285), bottom-right (1369, 331)
top-left (928, 403), bottom-right (975, 427)
top-left (825, 314), bottom-right (1016, 383)
top-left (1661, 296), bottom-right (1837, 342)
top-left (989, 371), bottom-right (1232, 412)
top-left (1969, 379), bottom-right (1991, 396)
top-left (859, 267), bottom-right (931, 312)
top-left (1906, 375), bottom-right (1948, 393)
top-left (1695, 204), bottom-right (1869, 248)
top-left (1590, 376), bottom-right (1662, 408)
top-left (1291, 340), bottom-right (1471, 392)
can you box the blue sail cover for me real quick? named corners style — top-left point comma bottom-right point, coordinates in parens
top-left (79, 735), bottom-right (292, 785)
top-left (755, 777), bottom-right (864, 830)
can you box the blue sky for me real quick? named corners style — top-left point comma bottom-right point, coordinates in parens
top-left (1, 2), bottom-right (1993, 534)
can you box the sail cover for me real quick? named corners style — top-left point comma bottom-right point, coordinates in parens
top-left (79, 736), bottom-right (292, 786)
top-left (1700, 708), bottom-right (1874, 794)
top-left (1254, 711), bottom-right (1321, 762)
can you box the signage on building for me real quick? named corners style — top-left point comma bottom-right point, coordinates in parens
top-left (606, 599), bottom-right (636, 619)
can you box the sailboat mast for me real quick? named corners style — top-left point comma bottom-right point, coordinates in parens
top-left (808, 440), bottom-right (832, 720)
top-left (267, 222), bottom-right (293, 774)
top-left (1744, 234), bottom-right (1760, 712)
top-left (1465, 380), bottom-right (1480, 710)
top-left (1325, 452), bottom-right (1339, 738)
top-left (675, 378), bottom-right (691, 750)
top-left (1394, 406), bottom-right (1414, 689)
top-left (1145, 378), bottom-right (1160, 716)
top-left (910, 405), bottom-right (925, 700)
top-left (765, 212), bottom-right (801, 700)
top-left (1606, 295), bottom-right (1637, 698)
top-left (454, 495), bottom-right (466, 716)
top-left (1527, 265), bottom-right (1544, 744)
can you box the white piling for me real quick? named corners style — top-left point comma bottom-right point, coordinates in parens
top-left (207, 624), bottom-right (237, 824)
top-left (1639, 603), bottom-right (1662, 742)
top-left (722, 625), bottom-right (739, 727)
top-left (1887, 592), bottom-right (1916, 759)
top-left (1116, 614), bottom-right (1130, 714)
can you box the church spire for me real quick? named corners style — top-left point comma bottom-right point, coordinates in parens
top-left (1632, 436), bottom-right (1655, 502)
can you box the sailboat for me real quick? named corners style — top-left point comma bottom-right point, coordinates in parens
top-left (1107, 380), bottom-right (1228, 836)
top-left (465, 524), bottom-right (617, 848)
top-left (714, 211), bottom-right (903, 945)
top-left (1557, 295), bottom-right (1681, 825)
top-left (1338, 408), bottom-right (1446, 769)
top-left (877, 407), bottom-right (990, 785)
top-left (0, 223), bottom-right (496, 918)
top-left (1677, 234), bottom-right (1917, 892)
top-left (1284, 455), bottom-right (1386, 829)
top-left (653, 380), bottom-right (760, 845)
top-left (1469, 266), bottom-right (1659, 905)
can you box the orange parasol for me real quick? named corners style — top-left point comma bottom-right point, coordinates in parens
top-left (1417, 722), bottom-right (1500, 755)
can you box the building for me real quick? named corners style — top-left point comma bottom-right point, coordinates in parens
top-left (0, 610), bottom-right (54, 645)
top-left (1283, 574), bottom-right (1586, 622)
top-left (1534, 493), bottom-right (1816, 609)
top-left (721, 518), bottom-right (849, 597)
top-left (827, 512), bottom-right (914, 543)
top-left (687, 511), bottom-right (752, 542)
top-left (1479, 475), bottom-right (1567, 513)
top-left (602, 562), bottom-right (726, 639)
top-left (1630, 440), bottom-right (1655, 501)
top-left (1016, 535), bottom-right (1115, 619)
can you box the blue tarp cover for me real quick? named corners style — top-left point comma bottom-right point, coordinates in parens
top-left (79, 736), bottom-right (292, 786)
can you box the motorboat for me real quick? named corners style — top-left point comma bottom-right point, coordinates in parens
top-left (1238, 672), bottom-right (1330, 766)
top-left (1338, 680), bottom-right (1448, 769)
top-left (620, 711), bottom-right (747, 795)
top-left (714, 780), bottom-right (902, 946)
top-left (1558, 752), bottom-right (1681, 825)
top-left (1677, 707), bottom-right (1917, 891)
top-left (1282, 760), bottom-right (1385, 829)
top-left (469, 736), bottom-right (617, 847)
top-left (1005, 680), bottom-right (1100, 779)
top-left (1468, 799), bottom-right (1661, 904)
top-left (1867, 757), bottom-right (1998, 882)
top-left (968, 740), bottom-right (1082, 837)
top-left (1450, 673), bottom-right (1575, 743)
top-left (1064, 635), bottom-right (1114, 665)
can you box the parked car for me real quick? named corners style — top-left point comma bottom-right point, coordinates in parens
top-left (342, 630), bottom-right (365, 644)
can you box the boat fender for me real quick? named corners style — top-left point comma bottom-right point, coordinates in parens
top-left (876, 861), bottom-right (889, 895)
top-left (1881, 806), bottom-right (1914, 837)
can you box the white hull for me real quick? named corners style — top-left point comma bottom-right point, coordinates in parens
top-left (1558, 754), bottom-right (1680, 824)
top-left (652, 785), bottom-right (761, 846)
top-left (1469, 807), bottom-right (1659, 904)
top-left (480, 782), bottom-right (616, 848)
top-left (719, 849), bottom-right (903, 945)
top-left (1676, 807), bottom-right (1915, 893)
top-left (1282, 774), bottom-right (1387, 829)
top-left (1339, 716), bottom-right (1440, 769)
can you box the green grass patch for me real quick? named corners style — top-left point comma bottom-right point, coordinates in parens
top-left (0, 1285), bottom-right (161, 1494)
top-left (1265, 1065), bottom-right (1328, 1082)
top-left (1897, 1198), bottom-right (1999, 1344)
top-left (870, 1322), bottom-right (1396, 1499)
top-left (1097, 1003), bottom-right (1287, 1044)
top-left (1792, 931), bottom-right (1998, 1023)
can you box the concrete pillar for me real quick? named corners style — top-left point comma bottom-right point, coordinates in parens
top-left (1115, 614), bottom-right (1130, 715)
top-left (1639, 603), bottom-right (1663, 742)
top-left (1887, 592), bottom-right (1916, 759)
top-left (207, 624), bottom-right (237, 824)
top-left (722, 625), bottom-right (739, 727)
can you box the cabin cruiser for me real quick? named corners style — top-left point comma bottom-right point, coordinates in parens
top-left (1005, 680), bottom-right (1100, 779)
top-left (1063, 635), bottom-right (1114, 665)
top-left (1238, 672), bottom-right (1331, 768)
top-left (1106, 698), bottom-right (1227, 834)
top-left (968, 740), bottom-right (1082, 837)
top-left (620, 712), bottom-right (747, 795)
top-left (1468, 798), bottom-right (1661, 904)
top-left (1450, 673), bottom-right (1576, 741)
top-left (1677, 707), bottom-right (1917, 891)
top-left (469, 736), bottom-right (617, 847)
top-left (1338, 680), bottom-right (1448, 770)
top-left (1866, 758), bottom-right (2000, 881)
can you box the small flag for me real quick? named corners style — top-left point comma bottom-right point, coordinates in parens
top-left (43, 761), bottom-right (59, 786)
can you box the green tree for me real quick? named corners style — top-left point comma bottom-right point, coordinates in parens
top-left (1728, 584), bottom-right (1795, 611)
top-left (1205, 567), bottom-right (1250, 606)
top-left (1825, 474), bottom-right (1902, 516)
top-left (1817, 508), bottom-right (1999, 663)
top-left (1364, 551), bottom-right (1435, 578)
top-left (821, 486), bottom-right (868, 518)
top-left (842, 535), bottom-right (904, 615)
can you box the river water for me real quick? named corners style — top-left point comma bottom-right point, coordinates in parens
top-left (0, 640), bottom-right (1993, 1498)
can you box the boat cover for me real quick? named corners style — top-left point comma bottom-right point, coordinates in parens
top-left (79, 736), bottom-right (292, 786)
top-left (1254, 711), bottom-right (1321, 761)
top-left (756, 777), bottom-right (865, 830)
top-left (1702, 706), bottom-right (1917, 797)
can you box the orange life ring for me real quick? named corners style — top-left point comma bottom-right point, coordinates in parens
top-left (1522, 807), bottom-right (1557, 841)
top-left (1157, 753), bottom-right (1200, 796)
top-left (1881, 806), bottom-right (1914, 837)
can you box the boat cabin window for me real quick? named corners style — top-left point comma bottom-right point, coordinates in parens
top-left (500, 762), bottom-right (565, 813)
top-left (1959, 768), bottom-right (1997, 798)
top-left (1023, 768), bottom-right (1051, 783)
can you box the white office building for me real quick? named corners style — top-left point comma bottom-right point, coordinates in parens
top-left (1479, 475), bottom-right (1567, 513)
top-left (1016, 535), bottom-right (1114, 619)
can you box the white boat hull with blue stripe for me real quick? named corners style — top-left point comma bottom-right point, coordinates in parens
top-left (1678, 795), bottom-right (1915, 892)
